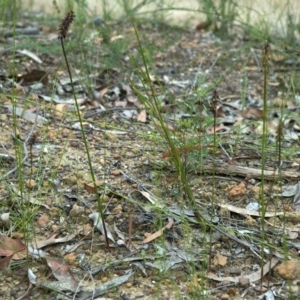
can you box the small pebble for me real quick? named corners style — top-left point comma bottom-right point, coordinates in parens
top-left (69, 204), bottom-right (84, 217)
top-left (111, 169), bottom-right (121, 176)
top-left (93, 17), bottom-right (104, 27)
top-left (37, 214), bottom-right (50, 227)
top-left (112, 204), bottom-right (122, 213)
top-left (161, 290), bottom-right (170, 300)
top-left (239, 276), bottom-right (250, 286)
top-left (25, 179), bottom-right (37, 189)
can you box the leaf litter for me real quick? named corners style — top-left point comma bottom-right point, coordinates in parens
top-left (1, 9), bottom-right (300, 300)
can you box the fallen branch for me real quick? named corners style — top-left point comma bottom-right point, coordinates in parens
top-left (202, 163), bottom-right (300, 180)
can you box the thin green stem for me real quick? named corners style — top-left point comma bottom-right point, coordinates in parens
top-left (60, 38), bottom-right (109, 250)
top-left (260, 41), bottom-right (269, 288)
top-left (132, 24), bottom-right (195, 204)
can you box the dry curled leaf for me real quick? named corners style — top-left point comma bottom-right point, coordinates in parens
top-left (46, 256), bottom-right (79, 292)
top-left (0, 235), bottom-right (27, 260)
top-left (89, 212), bottom-right (115, 243)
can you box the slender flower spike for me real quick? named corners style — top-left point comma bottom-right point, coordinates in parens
top-left (210, 89), bottom-right (220, 117)
top-left (262, 41), bottom-right (270, 73)
top-left (58, 11), bottom-right (75, 39)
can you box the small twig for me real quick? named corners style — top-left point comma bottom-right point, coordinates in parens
top-left (205, 175), bottom-right (242, 182)
top-left (103, 195), bottom-right (114, 213)
top-left (15, 283), bottom-right (33, 300)
top-left (128, 209), bottom-right (133, 245)
top-left (219, 142), bottom-right (232, 160)
top-left (73, 271), bottom-right (95, 300)
top-left (0, 142), bottom-right (15, 159)
top-left (120, 170), bottom-right (151, 191)
top-left (213, 225), bottom-right (261, 260)
top-left (205, 53), bottom-right (220, 73)
top-left (191, 61), bottom-right (204, 88)
top-left (84, 106), bottom-right (138, 119)
top-left (250, 47), bottom-right (261, 69)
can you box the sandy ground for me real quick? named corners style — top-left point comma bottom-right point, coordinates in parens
top-left (23, 0), bottom-right (300, 31)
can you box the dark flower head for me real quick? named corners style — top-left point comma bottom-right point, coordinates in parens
top-left (58, 11), bottom-right (75, 39)
top-left (27, 133), bottom-right (37, 146)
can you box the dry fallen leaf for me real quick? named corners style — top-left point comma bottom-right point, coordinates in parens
top-left (241, 108), bottom-right (263, 119)
top-left (142, 217), bottom-right (174, 244)
top-left (20, 69), bottom-right (48, 85)
top-left (54, 103), bottom-right (68, 118)
top-left (0, 235), bottom-right (27, 260)
top-left (6, 106), bottom-right (48, 124)
top-left (83, 180), bottom-right (104, 194)
top-left (17, 49), bottom-right (43, 64)
top-left (213, 253), bottom-right (227, 267)
top-left (206, 124), bottom-right (230, 134)
top-left (0, 254), bottom-right (14, 269)
top-left (89, 212), bottom-right (115, 243)
top-left (46, 256), bottom-right (79, 292)
top-left (33, 233), bottom-right (75, 249)
top-left (137, 109), bottom-right (147, 122)
top-left (195, 21), bottom-right (213, 31)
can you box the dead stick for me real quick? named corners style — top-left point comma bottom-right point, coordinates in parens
top-left (201, 163), bottom-right (300, 180)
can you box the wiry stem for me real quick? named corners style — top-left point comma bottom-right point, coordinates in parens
top-left (59, 11), bottom-right (109, 250)
top-left (260, 40), bottom-right (270, 289)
